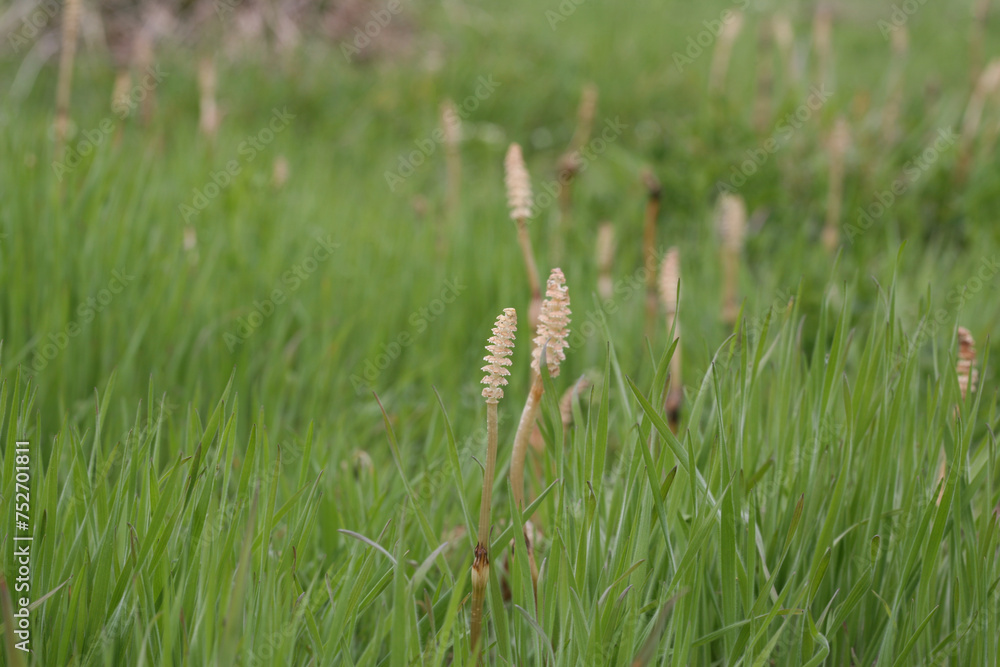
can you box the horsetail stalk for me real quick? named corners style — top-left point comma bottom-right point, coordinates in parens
top-left (470, 308), bottom-right (517, 657)
top-left (505, 144), bottom-right (543, 332)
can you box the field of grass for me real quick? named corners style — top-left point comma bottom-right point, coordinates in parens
top-left (2, 0), bottom-right (1000, 664)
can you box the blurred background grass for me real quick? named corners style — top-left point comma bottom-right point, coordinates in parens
top-left (2, 0), bottom-right (999, 441)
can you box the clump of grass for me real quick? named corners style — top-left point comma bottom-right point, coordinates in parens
top-left (659, 247), bottom-right (682, 432)
top-left (510, 268), bottom-right (571, 513)
top-left (716, 193), bottom-right (747, 325)
top-left (642, 169), bottom-right (662, 339)
top-left (470, 307), bottom-right (518, 657)
top-left (505, 143), bottom-right (543, 332)
top-left (822, 117), bottom-right (850, 252)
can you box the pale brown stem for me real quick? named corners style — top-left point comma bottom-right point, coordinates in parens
top-left (664, 319), bottom-right (682, 433)
top-left (754, 21), bottom-right (774, 134)
top-left (555, 168), bottom-right (574, 265)
top-left (643, 189), bottom-right (661, 340)
top-left (54, 0), bottom-right (81, 153)
top-left (970, 0), bottom-right (990, 87)
top-left (445, 145), bottom-right (461, 221)
top-left (822, 154), bottom-right (845, 252)
top-left (470, 400), bottom-right (499, 658)
top-left (721, 248), bottom-right (739, 325)
top-left (510, 376), bottom-right (543, 511)
top-left (515, 218), bottom-right (542, 331)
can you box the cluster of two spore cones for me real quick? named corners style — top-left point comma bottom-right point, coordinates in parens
top-left (468, 143), bottom-right (573, 660)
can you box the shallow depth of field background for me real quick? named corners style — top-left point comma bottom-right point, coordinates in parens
top-left (2, 0), bottom-right (1000, 665)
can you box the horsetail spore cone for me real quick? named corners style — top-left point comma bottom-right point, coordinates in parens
top-left (511, 268), bottom-right (571, 512)
top-left (470, 307), bottom-right (517, 657)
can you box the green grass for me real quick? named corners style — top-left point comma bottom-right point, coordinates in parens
top-left (2, 0), bottom-right (1000, 663)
